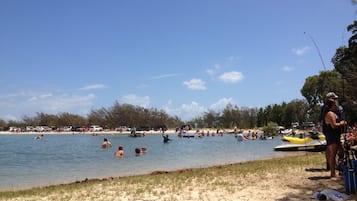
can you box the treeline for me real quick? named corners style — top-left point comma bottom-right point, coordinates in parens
top-left (187, 99), bottom-right (308, 129)
top-left (0, 101), bottom-right (183, 130)
top-left (0, 99), bottom-right (311, 131)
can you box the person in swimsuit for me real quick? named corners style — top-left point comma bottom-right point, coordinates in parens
top-left (323, 94), bottom-right (347, 178)
top-left (320, 92), bottom-right (344, 171)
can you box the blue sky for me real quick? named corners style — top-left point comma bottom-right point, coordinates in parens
top-left (0, 0), bottom-right (356, 122)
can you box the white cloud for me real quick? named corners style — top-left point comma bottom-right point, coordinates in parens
top-left (150, 74), bottom-right (180, 80)
top-left (28, 93), bottom-right (53, 101)
top-left (121, 94), bottom-right (150, 108)
top-left (163, 100), bottom-right (206, 121)
top-left (79, 84), bottom-right (107, 90)
top-left (292, 46), bottom-right (310, 56)
top-left (41, 94), bottom-right (96, 113)
top-left (209, 98), bottom-right (234, 111)
top-left (282, 65), bottom-right (293, 72)
top-left (206, 64), bottom-right (221, 76)
top-left (183, 78), bottom-right (206, 90)
top-left (219, 71), bottom-right (244, 83)
top-left (162, 98), bottom-right (235, 121)
top-left (0, 91), bottom-right (96, 121)
top-left (206, 69), bottom-right (215, 76)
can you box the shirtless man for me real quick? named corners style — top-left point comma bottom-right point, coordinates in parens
top-left (101, 138), bottom-right (112, 149)
top-left (114, 145), bottom-right (124, 157)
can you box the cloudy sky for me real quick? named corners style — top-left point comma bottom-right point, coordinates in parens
top-left (0, 0), bottom-right (356, 121)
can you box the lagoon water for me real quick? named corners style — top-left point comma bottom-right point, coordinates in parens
top-left (0, 133), bottom-right (290, 191)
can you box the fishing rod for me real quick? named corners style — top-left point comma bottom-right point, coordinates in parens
top-left (304, 32), bottom-right (327, 71)
top-left (304, 32), bottom-right (330, 106)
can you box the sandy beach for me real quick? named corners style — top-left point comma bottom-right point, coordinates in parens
top-left (0, 152), bottom-right (354, 201)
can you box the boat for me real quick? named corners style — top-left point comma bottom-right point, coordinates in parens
top-left (128, 130), bottom-right (144, 137)
top-left (280, 129), bottom-right (292, 135)
top-left (181, 134), bottom-right (195, 138)
top-left (274, 140), bottom-right (326, 152)
top-left (282, 136), bottom-right (314, 144)
top-left (177, 129), bottom-right (195, 138)
top-left (282, 132), bottom-right (325, 144)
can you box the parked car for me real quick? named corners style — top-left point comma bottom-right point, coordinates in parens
top-left (72, 126), bottom-right (88, 132)
top-left (90, 125), bottom-right (103, 132)
top-left (137, 126), bottom-right (151, 131)
top-left (301, 122), bottom-right (315, 129)
top-left (291, 122), bottom-right (299, 129)
top-left (115, 126), bottom-right (130, 132)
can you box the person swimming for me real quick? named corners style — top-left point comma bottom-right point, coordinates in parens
top-left (135, 148), bottom-right (141, 156)
top-left (102, 138), bottom-right (112, 149)
top-left (35, 134), bottom-right (44, 140)
top-left (114, 145), bottom-right (124, 157)
top-left (162, 134), bottom-right (171, 143)
top-left (141, 146), bottom-right (147, 153)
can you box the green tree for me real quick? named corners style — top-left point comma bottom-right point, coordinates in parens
top-left (87, 108), bottom-right (109, 128)
top-left (57, 112), bottom-right (87, 127)
top-left (281, 99), bottom-right (309, 127)
top-left (202, 110), bottom-right (220, 128)
top-left (220, 104), bottom-right (237, 128)
top-left (256, 108), bottom-right (265, 127)
top-left (300, 70), bottom-right (343, 122)
top-left (301, 70), bottom-right (342, 106)
top-left (332, 20), bottom-right (357, 123)
top-left (0, 118), bottom-right (6, 128)
top-left (262, 122), bottom-right (279, 136)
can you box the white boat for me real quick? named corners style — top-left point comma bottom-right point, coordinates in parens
top-left (280, 129), bottom-right (292, 135)
top-left (274, 140), bottom-right (326, 152)
top-left (128, 130), bottom-right (145, 137)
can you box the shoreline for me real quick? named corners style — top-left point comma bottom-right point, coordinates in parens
top-left (0, 130), bottom-right (179, 135)
top-left (0, 128), bottom-right (312, 136)
top-left (0, 153), bottom-right (350, 201)
top-left (0, 128), bottom-right (268, 135)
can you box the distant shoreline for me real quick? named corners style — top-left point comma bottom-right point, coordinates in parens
top-left (0, 130), bottom-right (168, 135)
top-left (0, 128), bottom-right (309, 136)
top-left (0, 129), bottom-right (198, 135)
top-left (0, 128), bottom-right (266, 135)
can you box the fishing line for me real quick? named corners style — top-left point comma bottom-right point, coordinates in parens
top-left (304, 32), bottom-right (327, 71)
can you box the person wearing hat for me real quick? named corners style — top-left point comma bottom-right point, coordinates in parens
top-left (319, 92), bottom-right (343, 170)
top-left (322, 92), bottom-right (347, 178)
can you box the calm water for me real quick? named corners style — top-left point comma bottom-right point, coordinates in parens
top-left (0, 133), bottom-right (289, 191)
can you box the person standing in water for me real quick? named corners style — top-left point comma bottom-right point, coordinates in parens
top-left (101, 138), bottom-right (112, 149)
top-left (162, 134), bottom-right (171, 143)
top-left (114, 145), bottom-right (124, 158)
